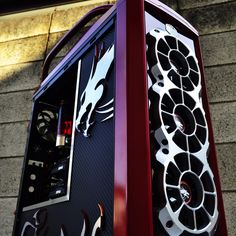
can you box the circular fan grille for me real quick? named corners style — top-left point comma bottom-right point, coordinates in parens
top-left (36, 110), bottom-right (57, 142)
top-left (161, 153), bottom-right (218, 233)
top-left (147, 28), bottom-right (218, 235)
top-left (161, 89), bottom-right (207, 153)
top-left (157, 35), bottom-right (200, 91)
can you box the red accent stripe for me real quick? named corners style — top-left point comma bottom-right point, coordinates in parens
top-left (126, 0), bottom-right (153, 235)
top-left (114, 1), bottom-right (128, 236)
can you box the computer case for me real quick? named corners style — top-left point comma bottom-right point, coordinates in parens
top-left (13, 1), bottom-right (227, 235)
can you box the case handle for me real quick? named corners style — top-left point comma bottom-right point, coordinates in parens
top-left (41, 4), bottom-right (113, 82)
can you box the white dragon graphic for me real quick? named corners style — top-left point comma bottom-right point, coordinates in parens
top-left (75, 43), bottom-right (114, 137)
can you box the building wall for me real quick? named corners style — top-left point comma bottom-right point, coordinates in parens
top-left (178, 2), bottom-right (236, 236)
top-left (0, 0), bottom-right (235, 235)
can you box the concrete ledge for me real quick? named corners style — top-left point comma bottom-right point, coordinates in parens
top-left (0, 13), bottom-right (51, 43)
top-left (0, 198), bottom-right (17, 236)
top-left (205, 64), bottom-right (236, 103)
top-left (181, 1), bottom-right (236, 34)
top-left (0, 91), bottom-right (33, 123)
top-left (210, 102), bottom-right (236, 143)
top-left (200, 31), bottom-right (236, 67)
top-left (178, 0), bottom-right (234, 10)
top-left (223, 192), bottom-right (236, 236)
top-left (0, 62), bottom-right (42, 93)
top-left (216, 143), bottom-right (236, 190)
top-left (0, 158), bottom-right (23, 197)
top-left (0, 122), bottom-right (28, 157)
top-left (0, 35), bottom-right (47, 67)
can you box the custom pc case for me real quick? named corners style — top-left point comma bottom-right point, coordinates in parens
top-left (13, 1), bottom-right (227, 236)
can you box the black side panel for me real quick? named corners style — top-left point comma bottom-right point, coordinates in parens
top-left (14, 23), bottom-right (115, 236)
top-left (70, 28), bottom-right (115, 235)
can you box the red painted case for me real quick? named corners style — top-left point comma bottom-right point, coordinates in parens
top-left (13, 1), bottom-right (227, 236)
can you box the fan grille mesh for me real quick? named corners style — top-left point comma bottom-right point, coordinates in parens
top-left (147, 28), bottom-right (218, 235)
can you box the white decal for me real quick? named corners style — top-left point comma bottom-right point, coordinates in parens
top-left (75, 44), bottom-right (114, 137)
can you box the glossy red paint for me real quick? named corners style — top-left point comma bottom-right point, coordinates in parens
top-left (114, 1), bottom-right (154, 235)
top-left (114, 1), bottom-right (128, 236)
top-left (126, 0), bottom-right (154, 235)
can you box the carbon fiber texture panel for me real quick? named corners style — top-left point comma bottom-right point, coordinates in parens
top-left (70, 27), bottom-right (115, 235)
top-left (15, 23), bottom-right (115, 236)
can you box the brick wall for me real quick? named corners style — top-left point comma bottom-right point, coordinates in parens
top-left (0, 0), bottom-right (235, 235)
top-left (178, 1), bottom-right (236, 236)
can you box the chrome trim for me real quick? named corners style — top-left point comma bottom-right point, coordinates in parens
top-left (23, 195), bottom-right (70, 212)
top-left (66, 59), bottom-right (82, 201)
